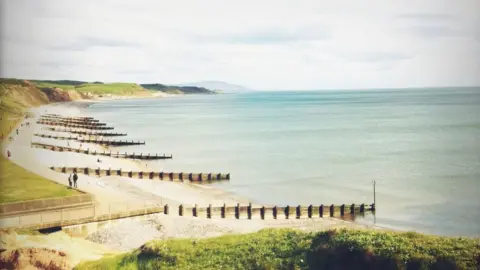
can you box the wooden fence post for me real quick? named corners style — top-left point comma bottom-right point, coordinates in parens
top-left (208, 173), bottom-right (212, 181)
top-left (207, 204), bottom-right (212, 219)
top-left (319, 204), bottom-right (324, 217)
top-left (128, 171), bottom-right (132, 178)
top-left (217, 173), bottom-right (221, 180)
top-left (285, 205), bottom-right (290, 219)
top-left (350, 204), bottom-right (355, 215)
top-left (296, 205), bottom-right (301, 219)
top-left (117, 169), bottom-right (122, 176)
top-left (330, 204), bottom-right (334, 217)
top-left (179, 173), bottom-right (183, 181)
top-left (235, 203), bottom-right (240, 219)
top-left (139, 171), bottom-right (143, 179)
top-left (199, 173), bottom-right (203, 182)
top-left (96, 168), bottom-right (100, 176)
top-left (247, 203), bottom-right (252, 220)
top-left (159, 172), bottom-right (163, 180)
top-left (193, 204), bottom-right (197, 217)
top-left (169, 172), bottom-right (173, 181)
top-left (260, 206), bottom-right (265, 220)
top-left (149, 172), bottom-right (154, 180)
top-left (107, 168), bottom-right (111, 176)
top-left (179, 204), bottom-right (183, 216)
top-left (273, 206), bottom-right (277, 219)
top-left (189, 173), bottom-right (193, 181)
top-left (85, 167), bottom-right (89, 175)
top-left (308, 205), bottom-right (312, 218)
top-left (340, 204), bottom-right (345, 216)
top-left (360, 204), bottom-right (365, 213)
top-left (164, 204), bottom-right (169, 215)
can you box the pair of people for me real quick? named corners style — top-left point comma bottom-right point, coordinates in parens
top-left (68, 172), bottom-right (78, 188)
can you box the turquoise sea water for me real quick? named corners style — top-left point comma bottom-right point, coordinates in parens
top-left (86, 87), bottom-right (480, 237)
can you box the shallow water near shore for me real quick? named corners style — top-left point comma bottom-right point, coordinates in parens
top-left (84, 87), bottom-right (480, 237)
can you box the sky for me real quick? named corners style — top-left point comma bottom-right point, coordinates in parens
top-left (1, 0), bottom-right (479, 90)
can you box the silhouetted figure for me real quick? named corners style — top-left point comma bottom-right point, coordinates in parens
top-left (7, 150), bottom-right (11, 158)
top-left (97, 158), bottom-right (101, 163)
top-left (73, 172), bottom-right (78, 188)
top-left (68, 174), bottom-right (72, 187)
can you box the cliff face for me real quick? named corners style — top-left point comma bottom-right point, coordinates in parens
top-left (39, 87), bottom-right (86, 102)
top-left (0, 79), bottom-right (50, 108)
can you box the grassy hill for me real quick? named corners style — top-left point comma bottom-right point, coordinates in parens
top-left (31, 80), bottom-right (152, 97)
top-left (0, 79), bottom-right (81, 203)
top-left (141, 83), bottom-right (216, 94)
top-left (76, 228), bottom-right (479, 270)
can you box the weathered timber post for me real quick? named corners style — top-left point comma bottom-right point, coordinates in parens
top-left (308, 205), bottom-right (313, 218)
top-left (179, 204), bottom-right (183, 216)
top-left (107, 168), bottom-right (111, 176)
top-left (193, 204), bottom-right (198, 217)
top-left (164, 204), bottom-right (169, 215)
top-left (93, 150), bottom-right (96, 156)
top-left (330, 204), bottom-right (335, 217)
top-left (319, 204), bottom-right (324, 217)
top-left (128, 171), bottom-right (132, 178)
top-left (117, 169), bottom-right (122, 176)
top-left (208, 173), bottom-right (212, 181)
top-left (73, 167), bottom-right (78, 173)
top-left (159, 172), bottom-right (164, 180)
top-left (96, 168), bottom-right (100, 176)
top-left (84, 167), bottom-right (89, 175)
top-left (247, 203), bottom-right (252, 219)
top-left (226, 173), bottom-right (230, 180)
top-left (260, 206), bottom-right (265, 220)
top-left (273, 206), bottom-right (277, 219)
top-left (221, 203), bottom-right (226, 218)
top-left (296, 205), bottom-right (301, 219)
top-left (360, 204), bottom-right (365, 213)
top-left (371, 203), bottom-right (376, 211)
top-left (207, 204), bottom-right (212, 219)
top-left (169, 172), bottom-right (173, 181)
top-left (285, 205), bottom-right (290, 219)
top-left (139, 171), bottom-right (143, 179)
top-left (188, 173), bottom-right (193, 181)
top-left (149, 172), bottom-right (154, 180)
top-left (350, 204), bottom-right (355, 215)
top-left (217, 173), bottom-right (221, 180)
top-left (340, 204), bottom-right (345, 216)
top-left (235, 203), bottom-right (240, 219)
top-left (199, 173), bottom-right (203, 182)
top-left (62, 167), bottom-right (66, 173)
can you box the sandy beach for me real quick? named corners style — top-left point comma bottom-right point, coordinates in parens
top-left (1, 99), bottom-right (384, 265)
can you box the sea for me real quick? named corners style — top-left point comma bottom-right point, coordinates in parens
top-left (84, 87), bottom-right (480, 237)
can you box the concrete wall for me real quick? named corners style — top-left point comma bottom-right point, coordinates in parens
top-left (0, 194), bottom-right (92, 216)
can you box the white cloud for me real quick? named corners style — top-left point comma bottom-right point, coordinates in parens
top-left (1, 0), bottom-right (479, 90)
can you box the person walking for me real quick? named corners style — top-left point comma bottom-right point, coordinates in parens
top-left (7, 150), bottom-right (11, 158)
top-left (73, 172), bottom-right (78, 188)
top-left (68, 174), bottom-right (72, 187)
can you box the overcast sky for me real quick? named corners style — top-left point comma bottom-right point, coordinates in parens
top-left (1, 0), bottom-right (479, 90)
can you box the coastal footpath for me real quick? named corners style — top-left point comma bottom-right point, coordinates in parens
top-left (0, 79), bottom-right (479, 269)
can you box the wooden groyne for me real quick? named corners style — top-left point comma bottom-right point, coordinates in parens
top-left (41, 115), bottom-right (98, 122)
top-left (171, 202), bottom-right (375, 219)
top-left (77, 138), bottom-right (145, 146)
top-left (50, 166), bottom-right (230, 183)
top-left (41, 127), bottom-right (127, 137)
top-left (36, 120), bottom-right (114, 130)
top-left (34, 133), bottom-right (79, 140)
top-left (31, 142), bottom-right (172, 160)
top-left (40, 118), bottom-right (107, 126)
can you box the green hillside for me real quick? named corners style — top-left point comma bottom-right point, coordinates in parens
top-left (141, 83), bottom-right (216, 94)
top-left (76, 229), bottom-right (479, 270)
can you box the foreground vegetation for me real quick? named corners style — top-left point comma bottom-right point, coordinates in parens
top-left (76, 229), bottom-right (479, 270)
top-left (0, 80), bottom-right (81, 203)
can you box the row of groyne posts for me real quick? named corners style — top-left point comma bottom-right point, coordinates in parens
top-left (34, 114), bottom-right (171, 159)
top-left (37, 114), bottom-right (377, 223)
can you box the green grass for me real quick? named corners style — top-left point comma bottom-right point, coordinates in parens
top-left (0, 155), bottom-right (81, 203)
top-left (75, 229), bottom-right (480, 270)
top-left (75, 83), bottom-right (146, 95)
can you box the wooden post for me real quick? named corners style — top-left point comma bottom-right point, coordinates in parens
top-left (117, 169), bottom-right (122, 176)
top-left (226, 173), bottom-right (230, 180)
top-left (217, 173), bottom-right (221, 180)
top-left (340, 204), bottom-right (345, 216)
top-left (330, 204), bottom-right (334, 217)
top-left (164, 204), bottom-right (169, 215)
top-left (199, 173), bottom-right (203, 182)
top-left (62, 167), bottom-right (66, 173)
top-left (169, 172), bottom-right (173, 181)
top-left (189, 173), bottom-right (193, 181)
top-left (235, 203), bottom-right (240, 219)
top-left (221, 203), bottom-right (226, 218)
top-left (360, 204), bottom-right (365, 213)
top-left (208, 173), bottom-right (212, 181)
top-left (285, 205), bottom-right (290, 219)
top-left (308, 205), bottom-right (312, 218)
top-left (149, 172), bottom-right (154, 180)
top-left (139, 171), bottom-right (143, 179)
top-left (273, 206), bottom-right (277, 219)
top-left (350, 203), bottom-right (355, 215)
top-left (193, 204), bottom-right (198, 217)
top-left (96, 168), bottom-right (100, 176)
top-left (128, 171), bottom-right (132, 178)
top-left (296, 205), bottom-right (301, 219)
top-left (260, 206), bottom-right (265, 220)
top-left (179, 204), bottom-right (183, 216)
top-left (160, 172), bottom-right (164, 180)
top-left (319, 204), bottom-right (324, 217)
top-left (85, 167), bottom-right (89, 175)
top-left (247, 203), bottom-right (252, 219)
top-left (207, 204), bottom-right (212, 219)
top-left (107, 168), bottom-right (111, 176)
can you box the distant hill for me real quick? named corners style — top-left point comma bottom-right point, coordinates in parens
top-left (140, 83), bottom-right (216, 95)
top-left (180, 81), bottom-right (253, 93)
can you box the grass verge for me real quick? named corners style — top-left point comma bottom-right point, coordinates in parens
top-left (76, 228), bottom-right (480, 270)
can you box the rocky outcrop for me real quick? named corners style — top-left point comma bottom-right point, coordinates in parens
top-left (0, 247), bottom-right (71, 270)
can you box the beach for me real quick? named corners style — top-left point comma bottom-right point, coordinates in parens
top-left (1, 99), bottom-right (380, 263)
